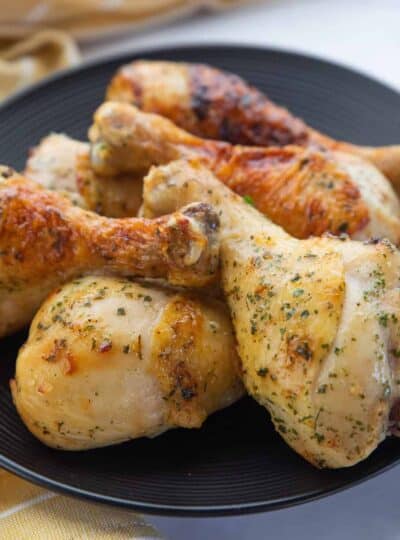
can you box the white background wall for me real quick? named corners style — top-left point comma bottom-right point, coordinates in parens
top-left (85, 0), bottom-right (400, 89)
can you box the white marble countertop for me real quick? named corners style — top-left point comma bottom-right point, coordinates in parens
top-left (83, 1), bottom-right (400, 538)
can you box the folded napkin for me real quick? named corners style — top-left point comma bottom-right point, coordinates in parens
top-left (0, 30), bottom-right (80, 100)
top-left (0, 0), bottom-right (249, 100)
top-left (0, 469), bottom-right (162, 539)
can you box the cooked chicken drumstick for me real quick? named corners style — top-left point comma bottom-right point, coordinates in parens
top-left (89, 102), bottom-right (400, 243)
top-left (141, 159), bottom-right (400, 468)
top-left (25, 133), bottom-right (143, 217)
top-left (12, 276), bottom-right (244, 450)
top-left (107, 60), bottom-right (400, 190)
top-left (25, 133), bottom-right (87, 197)
top-left (0, 166), bottom-right (219, 337)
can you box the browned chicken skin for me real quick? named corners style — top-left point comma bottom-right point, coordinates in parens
top-left (89, 102), bottom-right (400, 243)
top-left (0, 166), bottom-right (219, 337)
top-left (107, 60), bottom-right (400, 190)
top-left (107, 61), bottom-right (309, 147)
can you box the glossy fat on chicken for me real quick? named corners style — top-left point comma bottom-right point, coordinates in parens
top-left (89, 102), bottom-right (400, 244)
top-left (11, 276), bottom-right (244, 450)
top-left (142, 160), bottom-right (400, 468)
top-left (107, 60), bottom-right (400, 190)
top-left (0, 167), bottom-right (220, 337)
top-left (25, 133), bottom-right (143, 217)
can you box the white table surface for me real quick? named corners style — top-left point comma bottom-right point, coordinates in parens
top-left (82, 1), bottom-right (400, 538)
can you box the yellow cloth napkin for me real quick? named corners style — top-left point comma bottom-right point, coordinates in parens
top-left (0, 469), bottom-right (162, 539)
top-left (0, 0), bottom-right (249, 100)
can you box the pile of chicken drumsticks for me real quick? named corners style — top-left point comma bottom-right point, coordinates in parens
top-left (5, 60), bottom-right (400, 469)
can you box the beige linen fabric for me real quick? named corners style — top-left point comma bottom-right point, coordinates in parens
top-left (0, 0), bottom-right (249, 40)
top-left (0, 469), bottom-right (162, 539)
top-left (0, 0), bottom-right (250, 99)
top-left (0, 30), bottom-right (80, 99)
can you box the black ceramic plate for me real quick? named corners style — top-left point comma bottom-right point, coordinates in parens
top-left (0, 45), bottom-right (400, 517)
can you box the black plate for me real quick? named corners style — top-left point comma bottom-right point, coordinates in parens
top-left (0, 44), bottom-right (400, 516)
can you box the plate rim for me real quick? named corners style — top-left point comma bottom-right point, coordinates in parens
top-left (1, 42), bottom-right (399, 115)
top-left (1, 450), bottom-right (399, 517)
top-left (1, 42), bottom-right (400, 516)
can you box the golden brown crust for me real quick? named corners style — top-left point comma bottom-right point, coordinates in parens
top-left (150, 296), bottom-right (209, 428)
top-left (0, 172), bottom-right (221, 336)
top-left (211, 146), bottom-right (370, 238)
top-left (0, 175), bottom-right (84, 283)
top-left (92, 102), bottom-right (371, 240)
top-left (107, 61), bottom-right (309, 147)
top-left (0, 175), bottom-right (213, 284)
top-left (107, 61), bottom-right (400, 188)
top-left (187, 64), bottom-right (309, 146)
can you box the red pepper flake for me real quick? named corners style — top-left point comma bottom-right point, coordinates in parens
top-left (99, 339), bottom-right (112, 353)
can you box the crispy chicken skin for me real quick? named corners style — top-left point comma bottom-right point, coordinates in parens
top-left (89, 102), bottom-right (400, 243)
top-left (107, 60), bottom-right (400, 190)
top-left (25, 133), bottom-right (143, 217)
top-left (12, 276), bottom-right (244, 450)
top-left (0, 166), bottom-right (219, 337)
top-left (106, 61), bottom-right (309, 146)
top-left (141, 160), bottom-right (400, 468)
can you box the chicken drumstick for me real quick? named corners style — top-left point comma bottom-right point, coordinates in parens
top-left (0, 166), bottom-right (219, 337)
top-left (141, 159), bottom-right (400, 468)
top-left (107, 60), bottom-right (400, 190)
top-left (12, 276), bottom-right (243, 450)
top-left (25, 133), bottom-right (143, 217)
top-left (88, 101), bottom-right (400, 244)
